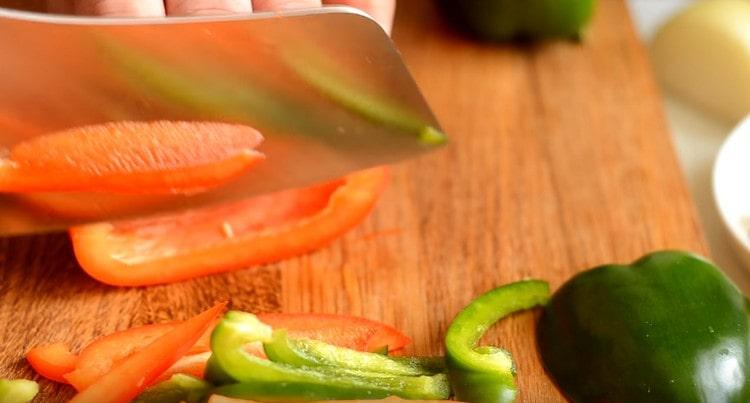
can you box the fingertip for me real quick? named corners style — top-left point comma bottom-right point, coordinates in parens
top-left (252, 0), bottom-right (321, 12)
top-left (47, 0), bottom-right (75, 14)
top-left (74, 0), bottom-right (166, 16)
top-left (165, 0), bottom-right (252, 16)
top-left (322, 0), bottom-right (395, 34)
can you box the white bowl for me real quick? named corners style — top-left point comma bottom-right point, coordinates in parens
top-left (713, 115), bottom-right (750, 269)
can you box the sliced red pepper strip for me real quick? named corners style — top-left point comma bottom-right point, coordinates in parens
top-left (153, 351), bottom-right (214, 384)
top-left (25, 343), bottom-right (78, 384)
top-left (69, 167), bottom-right (388, 286)
top-left (28, 312), bottom-right (409, 389)
top-left (0, 121), bottom-right (264, 194)
top-left (258, 313), bottom-right (411, 353)
top-left (63, 322), bottom-right (213, 391)
top-left (70, 302), bottom-right (225, 403)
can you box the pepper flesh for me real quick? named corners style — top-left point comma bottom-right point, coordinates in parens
top-left (25, 343), bottom-right (78, 384)
top-left (445, 280), bottom-right (550, 403)
top-left (538, 250), bottom-right (750, 402)
top-left (263, 329), bottom-right (443, 376)
top-left (209, 311), bottom-right (450, 400)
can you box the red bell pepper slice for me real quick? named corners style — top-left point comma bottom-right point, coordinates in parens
top-left (154, 351), bottom-right (214, 384)
top-left (28, 312), bottom-right (409, 389)
top-left (257, 313), bottom-right (411, 353)
top-left (26, 343), bottom-right (78, 384)
top-left (70, 302), bottom-right (225, 403)
top-left (0, 121), bottom-right (264, 194)
top-left (62, 322), bottom-right (214, 391)
top-left (69, 167), bottom-right (388, 286)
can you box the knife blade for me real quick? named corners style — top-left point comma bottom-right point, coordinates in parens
top-left (0, 6), bottom-right (445, 235)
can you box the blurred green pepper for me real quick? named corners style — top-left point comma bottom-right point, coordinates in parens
top-left (438, 0), bottom-right (596, 41)
top-left (0, 379), bottom-right (38, 403)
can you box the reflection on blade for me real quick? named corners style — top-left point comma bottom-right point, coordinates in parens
top-left (100, 37), bottom-right (334, 139)
top-left (282, 46), bottom-right (447, 145)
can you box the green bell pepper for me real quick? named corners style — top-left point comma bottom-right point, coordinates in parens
top-left (263, 329), bottom-right (443, 377)
top-left (209, 311), bottom-right (450, 400)
top-left (134, 374), bottom-right (211, 403)
top-left (537, 250), bottom-right (750, 402)
top-left (204, 354), bottom-right (236, 386)
top-left (0, 379), bottom-right (39, 403)
top-left (438, 0), bottom-right (596, 41)
top-left (445, 280), bottom-right (550, 403)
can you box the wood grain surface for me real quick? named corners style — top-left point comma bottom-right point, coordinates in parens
top-left (0, 0), bottom-right (707, 401)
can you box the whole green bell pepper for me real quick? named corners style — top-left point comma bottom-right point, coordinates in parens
top-left (438, 0), bottom-right (596, 41)
top-left (445, 279), bottom-right (550, 403)
top-left (537, 250), bottom-right (750, 402)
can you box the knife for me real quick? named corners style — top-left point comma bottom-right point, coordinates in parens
top-left (0, 6), bottom-right (445, 234)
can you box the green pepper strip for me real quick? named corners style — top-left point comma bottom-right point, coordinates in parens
top-left (445, 279), bottom-right (550, 403)
top-left (210, 311), bottom-right (450, 400)
top-left (0, 379), bottom-right (39, 403)
top-left (133, 374), bottom-right (211, 403)
top-left (264, 329), bottom-right (444, 376)
top-left (392, 356), bottom-right (446, 374)
top-left (204, 354), bottom-right (236, 386)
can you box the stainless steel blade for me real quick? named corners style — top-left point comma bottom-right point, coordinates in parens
top-left (0, 6), bottom-right (444, 234)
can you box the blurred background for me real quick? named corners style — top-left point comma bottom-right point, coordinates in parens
top-left (628, 0), bottom-right (749, 284)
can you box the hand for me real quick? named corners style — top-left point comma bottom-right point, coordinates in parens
top-left (48, 0), bottom-right (396, 33)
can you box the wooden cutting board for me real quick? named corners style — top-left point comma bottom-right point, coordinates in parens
top-left (0, 0), bottom-right (707, 401)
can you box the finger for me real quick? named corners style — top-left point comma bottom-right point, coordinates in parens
top-left (323, 0), bottom-right (395, 34)
top-left (47, 0), bottom-right (75, 14)
top-left (252, 0), bottom-right (321, 12)
top-left (165, 0), bottom-right (252, 15)
top-left (73, 0), bottom-right (166, 16)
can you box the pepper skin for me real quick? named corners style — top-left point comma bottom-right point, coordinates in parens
top-left (438, 0), bottom-right (596, 42)
top-left (538, 250), bottom-right (750, 402)
top-left (209, 311), bottom-right (450, 400)
top-left (445, 280), bottom-right (550, 403)
top-left (134, 374), bottom-right (210, 403)
top-left (263, 329), bottom-right (443, 377)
